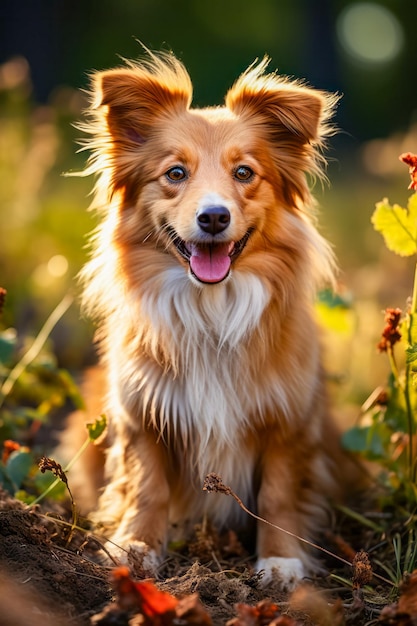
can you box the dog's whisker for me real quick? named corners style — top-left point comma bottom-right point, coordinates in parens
top-left (142, 229), bottom-right (156, 244)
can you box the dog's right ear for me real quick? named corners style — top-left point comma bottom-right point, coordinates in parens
top-left (87, 54), bottom-right (193, 194)
top-left (94, 57), bottom-right (192, 145)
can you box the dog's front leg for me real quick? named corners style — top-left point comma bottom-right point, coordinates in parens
top-left (255, 431), bottom-right (318, 590)
top-left (97, 427), bottom-right (170, 571)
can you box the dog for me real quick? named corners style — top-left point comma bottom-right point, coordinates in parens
top-left (76, 50), bottom-right (353, 590)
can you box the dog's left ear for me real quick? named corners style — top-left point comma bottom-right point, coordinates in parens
top-left (225, 58), bottom-right (334, 144)
top-left (226, 59), bottom-right (337, 208)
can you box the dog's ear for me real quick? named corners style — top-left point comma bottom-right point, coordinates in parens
top-left (86, 54), bottom-right (193, 196)
top-left (95, 56), bottom-right (192, 145)
top-left (233, 85), bottom-right (324, 143)
top-left (226, 58), bottom-right (333, 143)
top-left (226, 58), bottom-right (338, 208)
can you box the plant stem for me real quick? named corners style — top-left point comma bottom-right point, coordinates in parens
top-left (387, 346), bottom-right (402, 391)
top-left (404, 261), bottom-right (417, 481)
top-left (32, 435), bottom-right (90, 506)
top-left (204, 473), bottom-right (396, 588)
top-left (0, 293), bottom-right (73, 409)
top-left (411, 262), bottom-right (417, 315)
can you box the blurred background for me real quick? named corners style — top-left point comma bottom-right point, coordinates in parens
top-left (0, 0), bottom-right (416, 408)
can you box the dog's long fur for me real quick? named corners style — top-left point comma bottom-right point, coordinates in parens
top-left (77, 51), bottom-right (353, 587)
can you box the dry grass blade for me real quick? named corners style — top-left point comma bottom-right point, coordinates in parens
top-left (203, 473), bottom-right (396, 588)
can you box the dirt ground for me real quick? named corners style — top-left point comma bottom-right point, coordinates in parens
top-left (0, 488), bottom-right (415, 626)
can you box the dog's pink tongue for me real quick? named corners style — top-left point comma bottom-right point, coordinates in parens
top-left (189, 243), bottom-right (232, 283)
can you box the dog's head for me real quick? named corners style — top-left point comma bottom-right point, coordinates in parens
top-left (84, 52), bottom-right (337, 286)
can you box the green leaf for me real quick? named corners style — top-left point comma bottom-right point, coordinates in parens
top-left (0, 464), bottom-right (14, 493)
top-left (87, 414), bottom-right (107, 441)
top-left (14, 490), bottom-right (37, 504)
top-left (371, 195), bottom-right (417, 256)
top-left (317, 288), bottom-right (352, 309)
top-left (57, 369), bottom-right (85, 410)
top-left (0, 329), bottom-right (17, 364)
top-left (384, 381), bottom-right (409, 432)
top-left (342, 422), bottom-right (391, 460)
top-left (33, 471), bottom-right (67, 501)
top-left (384, 402), bottom-right (410, 434)
top-left (342, 426), bottom-right (370, 453)
top-left (6, 450), bottom-right (33, 490)
top-left (406, 343), bottom-right (417, 365)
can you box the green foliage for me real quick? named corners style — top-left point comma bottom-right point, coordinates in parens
top-left (87, 414), bottom-right (107, 441)
top-left (0, 295), bottom-right (83, 500)
top-left (342, 376), bottom-right (410, 467)
top-left (0, 58), bottom-right (95, 368)
top-left (344, 160), bottom-right (417, 581)
top-left (316, 288), bottom-right (355, 334)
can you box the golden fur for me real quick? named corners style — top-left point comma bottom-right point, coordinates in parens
top-left (77, 51), bottom-right (352, 588)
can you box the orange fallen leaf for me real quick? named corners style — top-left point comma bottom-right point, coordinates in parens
top-left (398, 570), bottom-right (417, 618)
top-left (226, 599), bottom-right (291, 626)
top-left (111, 566), bottom-right (178, 617)
top-left (136, 580), bottom-right (178, 617)
top-left (378, 570), bottom-right (417, 624)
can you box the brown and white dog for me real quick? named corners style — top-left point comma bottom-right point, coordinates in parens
top-left (77, 51), bottom-right (352, 589)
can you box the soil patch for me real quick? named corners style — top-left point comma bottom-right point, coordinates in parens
top-left (0, 489), bottom-right (410, 625)
top-left (0, 491), bottom-right (112, 624)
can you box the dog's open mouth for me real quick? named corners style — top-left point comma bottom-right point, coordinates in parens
top-left (166, 227), bottom-right (253, 284)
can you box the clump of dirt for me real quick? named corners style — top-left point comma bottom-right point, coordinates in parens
top-left (0, 489), bottom-right (112, 625)
top-left (159, 562), bottom-right (268, 624)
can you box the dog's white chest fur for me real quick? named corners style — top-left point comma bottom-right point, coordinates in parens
top-left (114, 268), bottom-right (276, 503)
top-left (134, 267), bottom-right (273, 440)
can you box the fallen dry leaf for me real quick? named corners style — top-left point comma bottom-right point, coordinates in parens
top-left (290, 584), bottom-right (345, 626)
top-left (226, 599), bottom-right (294, 626)
top-left (378, 569), bottom-right (417, 625)
top-left (397, 570), bottom-right (417, 617)
top-left (112, 566), bottom-right (178, 619)
top-left (176, 593), bottom-right (212, 625)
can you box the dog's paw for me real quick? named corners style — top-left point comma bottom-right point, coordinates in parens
top-left (255, 557), bottom-right (305, 591)
top-left (126, 541), bottom-right (160, 576)
top-left (105, 539), bottom-right (160, 576)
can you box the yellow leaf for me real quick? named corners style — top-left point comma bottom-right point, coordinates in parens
top-left (371, 196), bottom-right (417, 256)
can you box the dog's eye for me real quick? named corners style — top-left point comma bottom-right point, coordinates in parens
top-left (165, 166), bottom-right (188, 182)
top-left (234, 165), bottom-right (254, 182)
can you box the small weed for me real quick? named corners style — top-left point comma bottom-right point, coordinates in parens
top-left (0, 290), bottom-right (85, 502)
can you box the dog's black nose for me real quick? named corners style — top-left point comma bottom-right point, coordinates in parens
top-left (197, 205), bottom-right (231, 235)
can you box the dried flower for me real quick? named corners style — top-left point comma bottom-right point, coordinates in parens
top-left (352, 550), bottom-right (373, 589)
top-left (377, 307), bottom-right (402, 352)
top-left (38, 456), bottom-right (68, 486)
top-left (400, 152), bottom-right (417, 191)
top-left (203, 473), bottom-right (232, 495)
top-left (0, 288), bottom-right (6, 316)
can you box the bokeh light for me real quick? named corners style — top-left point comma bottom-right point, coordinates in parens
top-left (47, 254), bottom-right (68, 278)
top-left (337, 2), bottom-right (404, 65)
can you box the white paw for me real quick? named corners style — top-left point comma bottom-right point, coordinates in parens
top-left (255, 557), bottom-right (305, 591)
top-left (106, 539), bottom-right (160, 575)
top-left (127, 541), bottom-right (160, 574)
